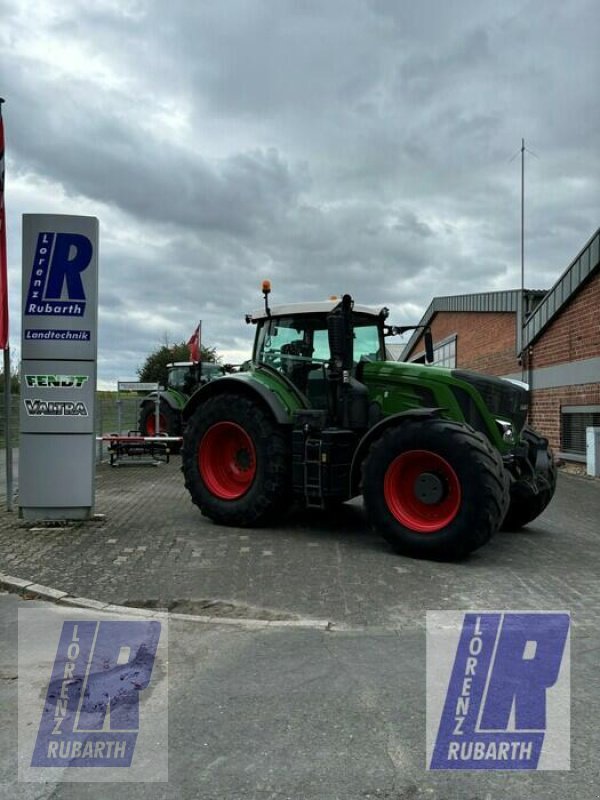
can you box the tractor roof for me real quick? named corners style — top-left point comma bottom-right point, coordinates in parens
top-left (250, 300), bottom-right (386, 322)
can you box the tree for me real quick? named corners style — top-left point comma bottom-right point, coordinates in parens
top-left (137, 341), bottom-right (218, 388)
top-left (0, 363), bottom-right (20, 393)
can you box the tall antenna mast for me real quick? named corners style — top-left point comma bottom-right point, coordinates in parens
top-left (521, 137), bottom-right (525, 306)
top-left (510, 137), bottom-right (537, 363)
top-left (520, 137), bottom-right (525, 368)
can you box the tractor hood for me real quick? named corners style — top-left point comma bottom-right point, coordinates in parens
top-left (360, 360), bottom-right (530, 445)
top-left (363, 360), bottom-right (528, 421)
top-left (452, 368), bottom-right (529, 432)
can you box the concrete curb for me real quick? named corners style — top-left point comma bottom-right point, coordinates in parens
top-left (0, 573), bottom-right (338, 631)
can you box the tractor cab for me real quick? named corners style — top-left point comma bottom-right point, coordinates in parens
top-left (250, 290), bottom-right (433, 431)
top-left (167, 361), bottom-right (225, 395)
top-left (167, 362), bottom-right (198, 395)
top-left (253, 300), bottom-right (385, 405)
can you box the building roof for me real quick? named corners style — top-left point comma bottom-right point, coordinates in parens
top-left (385, 343), bottom-right (406, 361)
top-left (522, 227), bottom-right (600, 349)
top-left (399, 289), bottom-right (546, 361)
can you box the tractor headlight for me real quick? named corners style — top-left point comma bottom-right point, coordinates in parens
top-left (495, 419), bottom-right (514, 443)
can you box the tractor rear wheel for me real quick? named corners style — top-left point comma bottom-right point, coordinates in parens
top-left (182, 393), bottom-right (291, 527)
top-left (139, 400), bottom-right (181, 453)
top-left (362, 418), bottom-right (509, 559)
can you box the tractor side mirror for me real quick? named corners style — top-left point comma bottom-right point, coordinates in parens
top-left (328, 294), bottom-right (354, 373)
top-left (424, 329), bottom-right (434, 364)
top-left (327, 313), bottom-right (346, 370)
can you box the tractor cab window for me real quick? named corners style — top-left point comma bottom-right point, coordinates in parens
top-left (312, 323), bottom-right (383, 363)
top-left (258, 316), bottom-right (324, 381)
top-left (256, 313), bottom-right (384, 398)
top-left (167, 366), bottom-right (193, 392)
top-left (353, 323), bottom-right (383, 362)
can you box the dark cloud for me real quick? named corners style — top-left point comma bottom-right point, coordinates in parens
top-left (0, 0), bottom-right (598, 385)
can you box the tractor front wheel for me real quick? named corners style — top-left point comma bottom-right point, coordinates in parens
top-left (362, 419), bottom-right (509, 559)
top-left (502, 426), bottom-right (557, 530)
top-left (182, 393), bottom-right (291, 527)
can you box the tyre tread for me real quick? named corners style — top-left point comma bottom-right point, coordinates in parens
top-left (362, 418), bottom-right (509, 559)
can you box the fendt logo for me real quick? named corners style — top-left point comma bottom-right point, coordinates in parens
top-left (26, 232), bottom-right (93, 317)
top-left (31, 620), bottom-right (161, 768)
top-left (428, 612), bottom-right (570, 770)
top-left (25, 375), bottom-right (89, 389)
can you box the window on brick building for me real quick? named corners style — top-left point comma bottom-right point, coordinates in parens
top-left (432, 336), bottom-right (456, 368)
top-left (410, 334), bottom-right (457, 367)
top-left (561, 405), bottom-right (600, 460)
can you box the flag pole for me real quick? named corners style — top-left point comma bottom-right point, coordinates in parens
top-left (3, 346), bottom-right (12, 511)
top-left (0, 97), bottom-right (12, 511)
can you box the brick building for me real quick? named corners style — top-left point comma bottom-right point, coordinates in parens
top-left (401, 227), bottom-right (600, 461)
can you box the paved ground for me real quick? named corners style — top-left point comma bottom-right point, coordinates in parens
top-left (1, 592), bottom-right (598, 800)
top-left (0, 460), bottom-right (599, 628)
top-left (0, 460), bottom-right (599, 798)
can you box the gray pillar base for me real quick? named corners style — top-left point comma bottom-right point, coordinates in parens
top-left (19, 506), bottom-right (93, 522)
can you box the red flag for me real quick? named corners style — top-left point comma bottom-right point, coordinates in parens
top-left (187, 321), bottom-right (201, 363)
top-left (0, 99), bottom-right (8, 350)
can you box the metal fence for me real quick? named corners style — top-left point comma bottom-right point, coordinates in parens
top-left (0, 392), bottom-right (148, 460)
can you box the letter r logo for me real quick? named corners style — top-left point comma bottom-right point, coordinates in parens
top-left (77, 621), bottom-right (161, 732)
top-left (45, 233), bottom-right (92, 301)
top-left (479, 613), bottom-right (570, 731)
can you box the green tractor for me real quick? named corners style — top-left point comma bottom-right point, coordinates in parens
top-left (181, 287), bottom-right (556, 559)
top-left (138, 361), bottom-right (226, 440)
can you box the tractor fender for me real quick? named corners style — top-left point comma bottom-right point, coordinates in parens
top-left (350, 407), bottom-right (444, 494)
top-left (182, 375), bottom-right (291, 426)
top-left (139, 389), bottom-right (181, 412)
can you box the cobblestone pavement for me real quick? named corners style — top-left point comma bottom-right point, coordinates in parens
top-left (0, 460), bottom-right (599, 627)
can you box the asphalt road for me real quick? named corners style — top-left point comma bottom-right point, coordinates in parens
top-left (0, 463), bottom-right (599, 798)
top-left (1, 591), bottom-right (598, 800)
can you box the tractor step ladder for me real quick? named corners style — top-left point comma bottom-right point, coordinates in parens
top-left (304, 437), bottom-right (324, 508)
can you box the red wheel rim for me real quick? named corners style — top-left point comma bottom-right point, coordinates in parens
top-left (199, 422), bottom-right (256, 500)
top-left (383, 450), bottom-right (461, 533)
top-left (146, 413), bottom-right (168, 435)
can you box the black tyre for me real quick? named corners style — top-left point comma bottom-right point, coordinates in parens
top-left (502, 426), bottom-right (557, 530)
top-left (181, 393), bottom-right (292, 527)
top-left (139, 400), bottom-right (181, 453)
top-left (362, 418), bottom-right (509, 559)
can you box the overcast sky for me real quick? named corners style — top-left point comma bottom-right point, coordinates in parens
top-left (1, 0), bottom-right (598, 387)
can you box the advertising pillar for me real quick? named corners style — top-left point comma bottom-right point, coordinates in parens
top-left (19, 214), bottom-right (99, 520)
